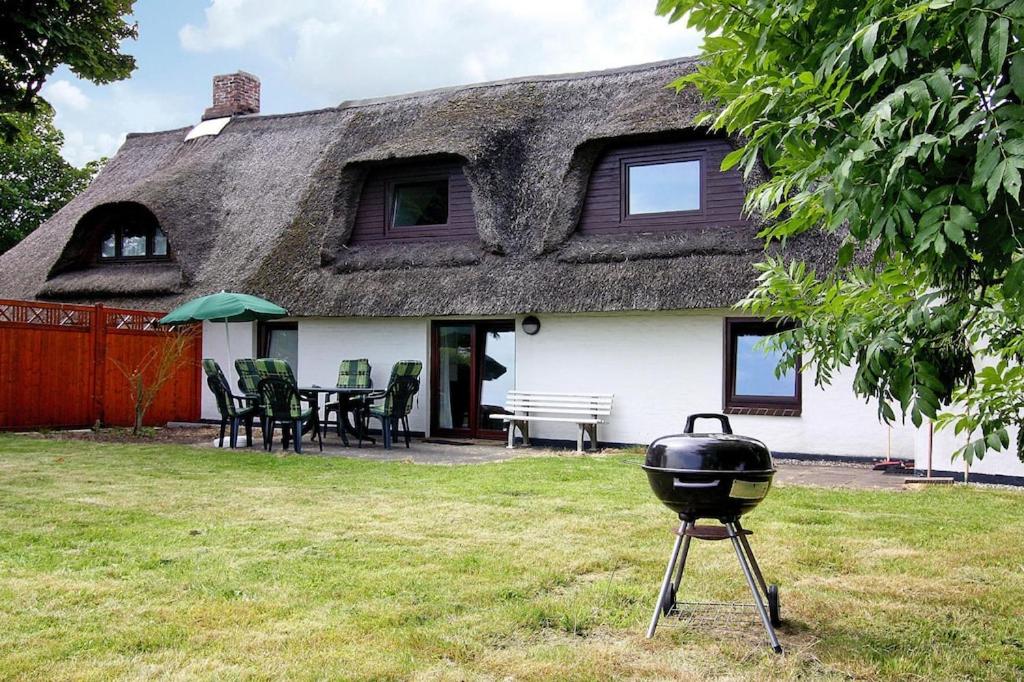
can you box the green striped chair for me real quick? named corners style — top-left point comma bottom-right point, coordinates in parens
top-left (365, 360), bottom-right (422, 448)
top-left (252, 358), bottom-right (320, 452)
top-left (234, 358), bottom-right (262, 398)
top-left (252, 357), bottom-right (297, 384)
top-left (202, 359), bottom-right (258, 449)
top-left (322, 359), bottom-right (372, 440)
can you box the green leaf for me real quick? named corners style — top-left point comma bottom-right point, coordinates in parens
top-left (943, 220), bottom-right (965, 245)
top-left (990, 18), bottom-right (1010, 74)
top-left (1003, 162), bottom-right (1022, 201)
top-left (987, 159), bottom-right (1007, 203)
top-left (1011, 56), bottom-right (1024, 99)
top-left (1004, 259), bottom-right (1024, 298)
top-left (721, 147), bottom-right (745, 172)
top-left (967, 12), bottom-right (986, 68)
top-left (861, 21), bottom-right (880, 63)
top-left (926, 70), bottom-right (952, 101)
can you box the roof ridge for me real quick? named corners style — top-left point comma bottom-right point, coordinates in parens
top-left (333, 55), bottom-right (700, 111)
top-left (124, 56), bottom-right (700, 137)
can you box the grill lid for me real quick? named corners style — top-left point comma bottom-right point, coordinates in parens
top-left (643, 413), bottom-right (774, 474)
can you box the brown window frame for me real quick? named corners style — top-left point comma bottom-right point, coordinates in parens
top-left (257, 321), bottom-right (298, 357)
top-left (98, 224), bottom-right (171, 263)
top-left (621, 149), bottom-right (705, 224)
top-left (383, 171), bottom-right (452, 239)
top-left (723, 317), bottom-right (801, 416)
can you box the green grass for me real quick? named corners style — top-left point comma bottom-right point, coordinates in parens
top-left (1, 436), bottom-right (1022, 681)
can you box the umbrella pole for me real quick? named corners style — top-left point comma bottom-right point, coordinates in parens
top-left (224, 320), bottom-right (237, 390)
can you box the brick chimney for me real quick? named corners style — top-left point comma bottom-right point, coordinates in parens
top-left (202, 71), bottom-right (260, 120)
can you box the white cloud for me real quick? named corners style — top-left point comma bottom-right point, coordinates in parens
top-left (181, 0), bottom-right (702, 104)
top-left (43, 79), bottom-right (90, 111)
top-left (46, 81), bottom-right (196, 167)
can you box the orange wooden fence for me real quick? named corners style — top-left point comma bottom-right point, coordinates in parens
top-left (0, 299), bottom-right (202, 430)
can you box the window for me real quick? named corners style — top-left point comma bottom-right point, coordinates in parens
top-left (98, 223), bottom-right (170, 261)
top-left (258, 322), bottom-right (298, 375)
top-left (626, 159), bottom-right (701, 215)
top-left (349, 161), bottom-right (477, 244)
top-left (577, 139), bottom-right (749, 236)
top-left (391, 178), bottom-right (449, 227)
top-left (723, 318), bottom-right (801, 415)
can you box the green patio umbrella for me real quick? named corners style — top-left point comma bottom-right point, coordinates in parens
top-left (158, 291), bottom-right (288, 388)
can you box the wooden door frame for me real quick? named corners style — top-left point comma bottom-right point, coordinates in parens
top-left (430, 319), bottom-right (513, 439)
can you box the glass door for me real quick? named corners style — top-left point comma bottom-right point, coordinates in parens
top-left (431, 320), bottom-right (515, 439)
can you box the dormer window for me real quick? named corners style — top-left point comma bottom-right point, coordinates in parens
top-left (390, 177), bottom-right (449, 228)
top-left (626, 158), bottom-right (701, 215)
top-left (350, 159), bottom-right (477, 244)
top-left (99, 223), bottom-right (170, 261)
top-left (577, 138), bottom-right (747, 235)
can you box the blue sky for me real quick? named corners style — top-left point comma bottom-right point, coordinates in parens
top-left (41, 1), bottom-right (702, 167)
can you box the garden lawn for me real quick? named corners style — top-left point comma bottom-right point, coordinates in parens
top-left (1, 436), bottom-right (1022, 681)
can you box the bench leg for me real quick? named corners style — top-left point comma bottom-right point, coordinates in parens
top-left (577, 426), bottom-right (584, 454)
top-left (507, 421), bottom-right (515, 449)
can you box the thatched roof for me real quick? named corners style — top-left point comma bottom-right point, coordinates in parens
top-left (0, 57), bottom-right (839, 316)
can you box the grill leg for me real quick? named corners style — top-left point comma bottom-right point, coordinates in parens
top-left (727, 521), bottom-right (782, 654)
top-left (671, 526), bottom-right (693, 595)
top-left (734, 520), bottom-right (770, 602)
top-left (647, 519), bottom-right (689, 638)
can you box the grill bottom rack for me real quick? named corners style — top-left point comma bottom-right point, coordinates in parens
top-left (646, 519), bottom-right (783, 653)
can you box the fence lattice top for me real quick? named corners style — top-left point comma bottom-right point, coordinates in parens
top-left (0, 301), bottom-right (92, 329)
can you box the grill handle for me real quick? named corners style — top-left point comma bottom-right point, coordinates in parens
top-left (684, 413), bottom-right (733, 434)
top-left (672, 478), bottom-right (721, 489)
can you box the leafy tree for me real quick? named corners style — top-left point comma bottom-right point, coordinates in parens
top-left (0, 108), bottom-right (99, 254)
top-left (0, 0), bottom-right (137, 139)
top-left (657, 0), bottom-right (1024, 461)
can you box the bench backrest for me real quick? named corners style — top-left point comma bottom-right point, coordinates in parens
top-left (506, 391), bottom-right (613, 416)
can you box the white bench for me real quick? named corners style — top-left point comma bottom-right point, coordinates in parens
top-left (492, 391), bottom-right (613, 453)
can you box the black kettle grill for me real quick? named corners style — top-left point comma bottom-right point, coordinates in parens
top-left (643, 414), bottom-right (783, 653)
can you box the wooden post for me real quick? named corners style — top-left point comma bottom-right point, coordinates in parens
top-left (92, 303), bottom-right (107, 426)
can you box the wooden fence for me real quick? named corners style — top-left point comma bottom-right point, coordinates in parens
top-left (0, 299), bottom-right (202, 430)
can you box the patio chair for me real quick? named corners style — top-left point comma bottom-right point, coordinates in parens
top-left (365, 375), bottom-right (421, 449)
top-left (322, 358), bottom-right (372, 438)
top-left (235, 358), bottom-right (262, 399)
top-left (363, 361), bottom-right (423, 448)
top-left (252, 357), bottom-right (319, 440)
top-left (257, 375), bottom-right (322, 454)
top-left (202, 359), bottom-right (258, 449)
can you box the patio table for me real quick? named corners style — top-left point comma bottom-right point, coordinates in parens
top-left (298, 387), bottom-right (377, 446)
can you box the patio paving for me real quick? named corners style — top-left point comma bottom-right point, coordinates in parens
top-left (201, 429), bottom-right (907, 488)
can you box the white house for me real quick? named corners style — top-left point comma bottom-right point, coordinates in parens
top-left (1, 59), bottom-right (1018, 482)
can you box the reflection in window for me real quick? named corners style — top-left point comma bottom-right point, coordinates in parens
top-left (260, 322), bottom-right (299, 376)
top-left (627, 160), bottom-right (701, 215)
top-left (724, 318), bottom-right (800, 412)
top-left (734, 334), bottom-right (796, 397)
top-left (101, 231), bottom-right (117, 258)
top-left (153, 229), bottom-right (168, 256)
top-left (98, 224), bottom-right (170, 260)
top-left (391, 179), bottom-right (449, 227)
top-left (121, 226), bottom-right (148, 257)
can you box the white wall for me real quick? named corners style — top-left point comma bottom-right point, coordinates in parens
top-left (198, 311), bottom-right (921, 460)
top-left (200, 321), bottom-right (257, 420)
top-left (915, 422), bottom-right (1024, 480)
top-left (514, 311), bottom-right (916, 458)
top-left (297, 317), bottom-right (430, 433)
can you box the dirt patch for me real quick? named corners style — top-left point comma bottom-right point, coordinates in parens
top-left (25, 425), bottom-right (223, 445)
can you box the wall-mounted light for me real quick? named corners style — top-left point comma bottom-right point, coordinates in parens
top-left (522, 315), bottom-right (541, 335)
